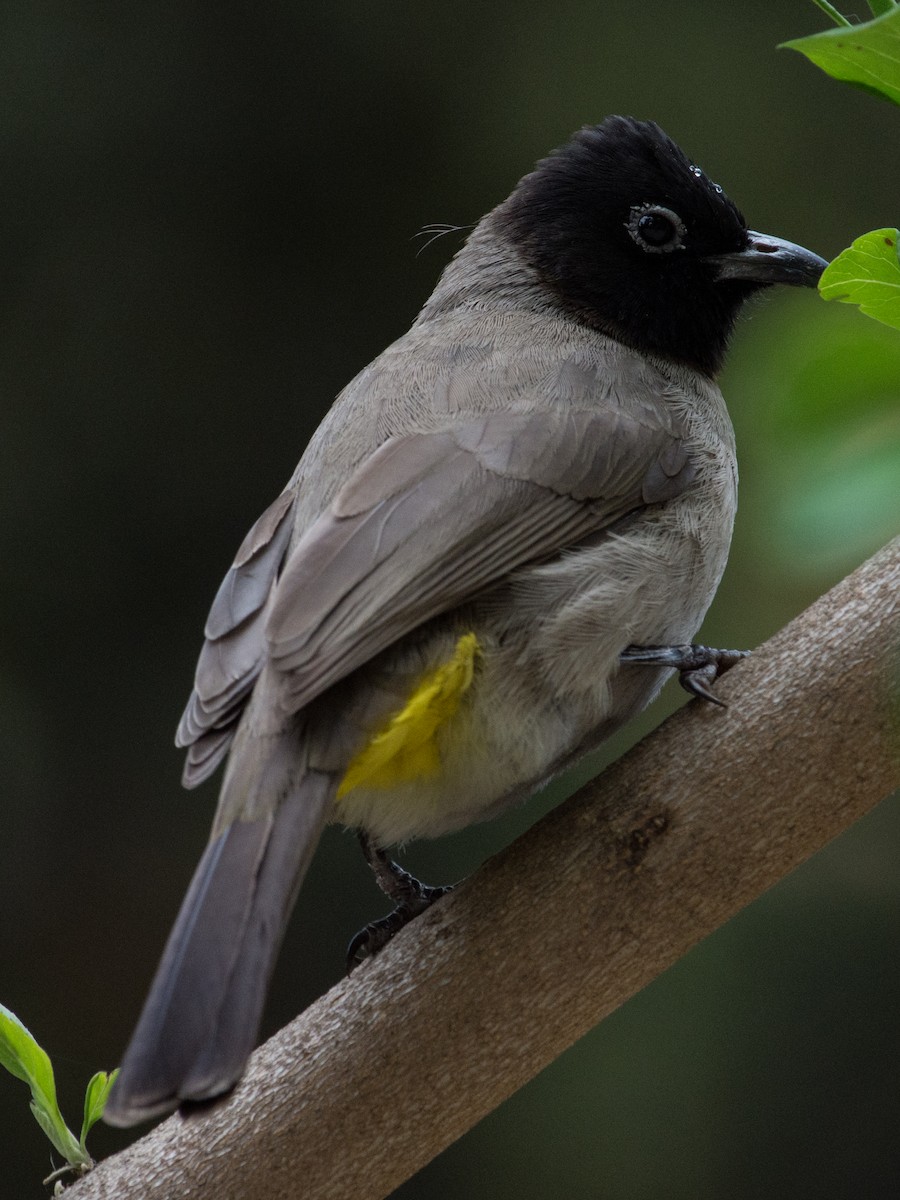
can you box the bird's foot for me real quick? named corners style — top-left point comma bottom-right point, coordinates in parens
top-left (620, 643), bottom-right (749, 707)
top-left (347, 833), bottom-right (454, 972)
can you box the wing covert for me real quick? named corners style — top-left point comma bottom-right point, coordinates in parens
top-left (266, 406), bottom-right (694, 713)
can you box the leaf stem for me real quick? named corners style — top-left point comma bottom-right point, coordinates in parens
top-left (811, 0), bottom-right (852, 25)
top-left (43, 1161), bottom-right (93, 1188)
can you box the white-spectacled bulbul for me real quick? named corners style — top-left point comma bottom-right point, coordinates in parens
top-left (105, 116), bottom-right (827, 1126)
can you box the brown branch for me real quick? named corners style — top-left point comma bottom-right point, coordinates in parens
top-left (73, 539), bottom-right (900, 1200)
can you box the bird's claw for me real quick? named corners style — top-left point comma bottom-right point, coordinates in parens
top-left (348, 832), bottom-right (455, 972)
top-left (620, 643), bottom-right (749, 706)
top-left (346, 911), bottom-right (407, 971)
top-left (346, 884), bottom-right (454, 973)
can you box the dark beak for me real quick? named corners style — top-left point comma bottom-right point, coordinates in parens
top-left (707, 231), bottom-right (828, 288)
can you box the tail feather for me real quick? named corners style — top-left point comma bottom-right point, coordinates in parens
top-left (105, 771), bottom-right (331, 1126)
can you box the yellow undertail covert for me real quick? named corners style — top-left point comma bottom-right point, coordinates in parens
top-left (336, 632), bottom-right (481, 798)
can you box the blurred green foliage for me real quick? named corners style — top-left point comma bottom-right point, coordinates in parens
top-left (727, 294), bottom-right (900, 577)
top-left (0, 1), bottom-right (897, 1197)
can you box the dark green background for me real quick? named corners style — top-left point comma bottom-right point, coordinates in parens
top-left (1, 1), bottom-right (898, 1196)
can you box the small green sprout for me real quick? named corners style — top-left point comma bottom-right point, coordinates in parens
top-left (0, 1003), bottom-right (117, 1188)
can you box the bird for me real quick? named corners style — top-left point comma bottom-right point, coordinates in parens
top-left (104, 116), bottom-right (826, 1126)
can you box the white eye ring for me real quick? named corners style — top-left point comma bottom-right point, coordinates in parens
top-left (626, 204), bottom-right (687, 254)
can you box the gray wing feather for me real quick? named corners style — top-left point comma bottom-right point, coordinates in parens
top-left (176, 490), bottom-right (295, 787)
top-left (204, 490), bottom-right (294, 638)
top-left (267, 407), bottom-right (693, 713)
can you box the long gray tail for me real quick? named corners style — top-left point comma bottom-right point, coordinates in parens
top-left (104, 770), bottom-right (331, 1126)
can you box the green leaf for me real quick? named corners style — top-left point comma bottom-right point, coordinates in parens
top-left (781, 7), bottom-right (900, 106)
top-left (0, 1003), bottom-right (87, 1168)
top-left (81, 1069), bottom-right (119, 1149)
top-left (819, 228), bottom-right (900, 330)
top-left (0, 1004), bottom-right (54, 1095)
top-left (868, 1), bottom-right (898, 18)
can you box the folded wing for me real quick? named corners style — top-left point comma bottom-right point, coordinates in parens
top-left (267, 406), bottom-right (694, 713)
top-left (176, 400), bottom-right (694, 784)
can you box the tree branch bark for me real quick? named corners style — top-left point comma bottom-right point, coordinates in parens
top-left (74, 539), bottom-right (900, 1200)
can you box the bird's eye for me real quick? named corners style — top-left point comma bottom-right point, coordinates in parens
top-left (626, 204), bottom-right (686, 254)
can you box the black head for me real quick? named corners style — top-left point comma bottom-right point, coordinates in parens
top-left (501, 117), bottom-right (826, 377)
